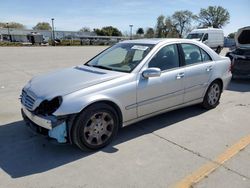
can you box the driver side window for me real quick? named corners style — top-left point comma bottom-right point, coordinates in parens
top-left (148, 44), bottom-right (179, 71)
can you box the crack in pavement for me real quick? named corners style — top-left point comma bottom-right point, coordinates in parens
top-left (149, 131), bottom-right (250, 181)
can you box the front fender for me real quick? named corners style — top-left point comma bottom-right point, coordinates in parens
top-left (53, 93), bottom-right (123, 117)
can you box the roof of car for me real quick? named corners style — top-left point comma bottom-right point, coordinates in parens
top-left (120, 38), bottom-right (198, 45)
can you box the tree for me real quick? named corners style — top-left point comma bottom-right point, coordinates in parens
top-left (164, 16), bottom-right (179, 38)
top-left (172, 10), bottom-right (195, 37)
top-left (33, 22), bottom-right (52, 30)
top-left (198, 6), bottom-right (230, 28)
top-left (136, 28), bottom-right (144, 35)
top-left (0, 22), bottom-right (25, 29)
top-left (145, 28), bottom-right (155, 38)
top-left (94, 26), bottom-right (122, 36)
top-left (228, 32), bottom-right (236, 38)
top-left (79, 27), bottom-right (91, 32)
top-left (156, 15), bottom-right (165, 38)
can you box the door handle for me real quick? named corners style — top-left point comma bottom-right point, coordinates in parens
top-left (176, 72), bottom-right (185, 80)
top-left (206, 66), bottom-right (213, 72)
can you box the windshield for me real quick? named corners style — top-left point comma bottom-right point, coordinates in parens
top-left (86, 43), bottom-right (154, 73)
top-left (187, 33), bottom-right (204, 40)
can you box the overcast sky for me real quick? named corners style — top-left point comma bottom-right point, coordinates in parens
top-left (0, 0), bottom-right (249, 35)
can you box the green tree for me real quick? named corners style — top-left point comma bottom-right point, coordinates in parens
top-left (228, 32), bottom-right (236, 38)
top-left (79, 27), bottom-right (91, 32)
top-left (164, 16), bottom-right (179, 38)
top-left (156, 15), bottom-right (165, 38)
top-left (136, 28), bottom-right (144, 35)
top-left (172, 10), bottom-right (195, 37)
top-left (33, 22), bottom-right (52, 30)
top-left (198, 6), bottom-right (230, 28)
top-left (145, 27), bottom-right (155, 38)
top-left (94, 26), bottom-right (122, 36)
top-left (0, 22), bottom-right (25, 29)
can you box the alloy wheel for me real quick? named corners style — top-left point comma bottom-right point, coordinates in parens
top-left (83, 112), bottom-right (114, 146)
top-left (208, 83), bottom-right (220, 106)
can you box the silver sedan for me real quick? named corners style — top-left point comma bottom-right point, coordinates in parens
top-left (21, 39), bottom-right (232, 150)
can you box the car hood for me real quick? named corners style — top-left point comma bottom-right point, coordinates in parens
top-left (235, 26), bottom-right (250, 48)
top-left (24, 65), bottom-right (125, 99)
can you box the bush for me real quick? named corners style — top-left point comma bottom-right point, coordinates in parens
top-left (0, 41), bottom-right (23, 46)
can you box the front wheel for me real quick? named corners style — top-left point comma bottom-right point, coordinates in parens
top-left (202, 81), bottom-right (222, 109)
top-left (72, 103), bottom-right (119, 150)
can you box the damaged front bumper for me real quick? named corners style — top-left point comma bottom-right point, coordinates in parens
top-left (21, 106), bottom-right (68, 143)
top-left (22, 106), bottom-right (53, 129)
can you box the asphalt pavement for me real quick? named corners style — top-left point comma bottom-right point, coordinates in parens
top-left (0, 46), bottom-right (249, 188)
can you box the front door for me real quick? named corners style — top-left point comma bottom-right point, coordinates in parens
top-left (137, 44), bottom-right (185, 117)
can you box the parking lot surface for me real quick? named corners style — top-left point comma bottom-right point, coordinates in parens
top-left (0, 46), bottom-right (249, 188)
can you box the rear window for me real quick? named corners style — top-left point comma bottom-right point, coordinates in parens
top-left (238, 30), bottom-right (250, 44)
top-left (181, 44), bottom-right (212, 65)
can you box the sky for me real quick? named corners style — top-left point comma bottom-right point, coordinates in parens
top-left (0, 0), bottom-right (249, 36)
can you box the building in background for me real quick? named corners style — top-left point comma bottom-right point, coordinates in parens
top-left (0, 28), bottom-right (127, 45)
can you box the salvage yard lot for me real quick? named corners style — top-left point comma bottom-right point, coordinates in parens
top-left (0, 46), bottom-right (249, 188)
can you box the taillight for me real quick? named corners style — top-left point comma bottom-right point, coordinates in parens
top-left (229, 59), bottom-right (234, 72)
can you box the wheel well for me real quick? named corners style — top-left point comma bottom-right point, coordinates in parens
top-left (85, 100), bottom-right (123, 127)
top-left (213, 78), bottom-right (223, 90)
top-left (67, 100), bottom-right (123, 144)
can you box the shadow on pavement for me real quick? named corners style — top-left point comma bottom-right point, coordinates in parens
top-left (227, 79), bottom-right (250, 92)
top-left (0, 106), bottom-right (206, 178)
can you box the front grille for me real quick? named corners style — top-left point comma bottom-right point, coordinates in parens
top-left (21, 89), bottom-right (36, 111)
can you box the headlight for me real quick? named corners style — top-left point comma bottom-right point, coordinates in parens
top-left (35, 96), bottom-right (62, 115)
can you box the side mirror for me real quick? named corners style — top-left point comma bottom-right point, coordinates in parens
top-left (142, 68), bottom-right (161, 78)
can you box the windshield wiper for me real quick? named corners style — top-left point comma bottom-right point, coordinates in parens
top-left (90, 65), bottom-right (114, 71)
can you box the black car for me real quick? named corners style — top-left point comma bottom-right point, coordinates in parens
top-left (226, 26), bottom-right (250, 79)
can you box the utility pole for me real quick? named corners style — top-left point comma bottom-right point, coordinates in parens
top-left (51, 18), bottom-right (55, 46)
top-left (129, 25), bottom-right (133, 40)
top-left (6, 23), bottom-right (12, 42)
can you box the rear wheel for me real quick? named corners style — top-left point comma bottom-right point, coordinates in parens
top-left (202, 81), bottom-right (222, 109)
top-left (216, 46), bottom-right (222, 54)
top-left (72, 103), bottom-right (119, 150)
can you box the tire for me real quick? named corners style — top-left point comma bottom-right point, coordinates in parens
top-left (71, 103), bottom-right (119, 151)
top-left (202, 81), bottom-right (222, 109)
top-left (216, 46), bottom-right (222, 54)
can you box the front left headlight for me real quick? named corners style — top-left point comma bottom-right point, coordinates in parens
top-left (35, 96), bottom-right (63, 116)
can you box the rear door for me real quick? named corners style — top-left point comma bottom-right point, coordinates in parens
top-left (179, 43), bottom-right (213, 103)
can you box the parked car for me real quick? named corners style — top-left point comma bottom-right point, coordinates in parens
top-left (226, 26), bottom-right (250, 79)
top-left (187, 28), bottom-right (224, 54)
top-left (21, 39), bottom-right (232, 150)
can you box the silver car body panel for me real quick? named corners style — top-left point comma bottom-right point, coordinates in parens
top-left (21, 39), bottom-right (232, 128)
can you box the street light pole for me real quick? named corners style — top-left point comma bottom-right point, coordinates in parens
top-left (129, 25), bottom-right (133, 40)
top-left (51, 18), bottom-right (55, 46)
top-left (6, 23), bottom-right (12, 42)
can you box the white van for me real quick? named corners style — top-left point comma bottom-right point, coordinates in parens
top-left (187, 28), bottom-right (224, 53)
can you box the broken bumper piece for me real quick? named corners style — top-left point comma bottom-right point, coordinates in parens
top-left (22, 106), bottom-right (53, 129)
top-left (21, 106), bottom-right (67, 143)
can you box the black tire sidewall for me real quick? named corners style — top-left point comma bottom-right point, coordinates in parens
top-left (216, 46), bottom-right (222, 54)
top-left (202, 81), bottom-right (222, 109)
top-left (72, 103), bottom-right (119, 150)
